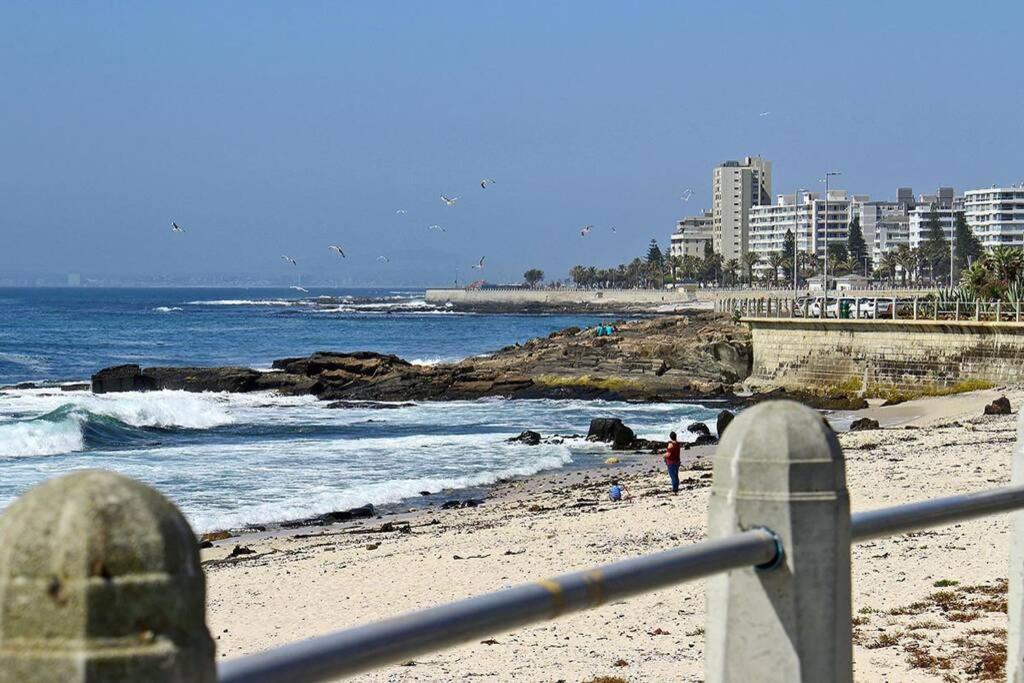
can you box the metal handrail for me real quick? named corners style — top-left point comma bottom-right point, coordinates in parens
top-left (217, 529), bottom-right (779, 683)
top-left (217, 484), bottom-right (1024, 683)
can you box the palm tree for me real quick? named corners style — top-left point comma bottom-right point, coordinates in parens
top-left (724, 258), bottom-right (740, 286)
top-left (742, 252), bottom-right (761, 284)
top-left (767, 253), bottom-right (786, 286)
top-left (877, 252), bottom-right (897, 285)
top-left (894, 245), bottom-right (916, 286)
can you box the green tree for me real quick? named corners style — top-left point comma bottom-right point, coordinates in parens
top-left (646, 239), bottom-right (664, 267)
top-left (523, 268), bottom-right (544, 287)
top-left (724, 258), bottom-right (740, 286)
top-left (846, 216), bottom-right (869, 275)
top-left (742, 252), bottom-right (761, 284)
top-left (921, 206), bottom-right (950, 284)
top-left (767, 252), bottom-right (786, 285)
top-left (781, 229), bottom-right (796, 281)
top-left (952, 211), bottom-right (983, 282)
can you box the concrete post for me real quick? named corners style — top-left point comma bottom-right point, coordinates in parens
top-left (913, 297), bottom-right (918, 320)
top-left (0, 470), bottom-right (215, 682)
top-left (1011, 413), bottom-right (1024, 681)
top-left (705, 401), bottom-right (852, 683)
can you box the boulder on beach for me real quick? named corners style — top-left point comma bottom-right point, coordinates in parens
top-left (508, 430), bottom-right (542, 445)
top-left (984, 396), bottom-right (1012, 415)
top-left (716, 410), bottom-right (735, 438)
top-left (587, 418), bottom-right (636, 450)
top-left (686, 422), bottom-right (712, 438)
top-left (849, 417), bottom-right (880, 431)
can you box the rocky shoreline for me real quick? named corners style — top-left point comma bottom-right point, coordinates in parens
top-left (87, 311), bottom-right (869, 410)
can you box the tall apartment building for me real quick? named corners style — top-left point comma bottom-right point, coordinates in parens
top-left (964, 185), bottom-right (1024, 248)
top-left (669, 211), bottom-right (713, 259)
top-left (858, 201), bottom-right (902, 262)
top-left (748, 190), bottom-right (853, 272)
top-left (908, 201), bottom-right (962, 249)
top-left (874, 214), bottom-right (910, 259)
top-left (711, 156), bottom-right (771, 262)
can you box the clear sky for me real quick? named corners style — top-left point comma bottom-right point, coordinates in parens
top-left (2, 1), bottom-right (1022, 286)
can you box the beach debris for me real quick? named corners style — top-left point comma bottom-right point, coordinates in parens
top-left (984, 396), bottom-right (1012, 415)
top-left (201, 530), bottom-right (234, 543)
top-left (480, 638), bottom-right (500, 645)
top-left (648, 628), bottom-right (671, 636)
top-left (604, 457), bottom-right (620, 464)
top-left (228, 545), bottom-right (256, 558)
top-left (365, 543), bottom-right (380, 551)
top-left (613, 659), bottom-right (629, 667)
top-left (453, 553), bottom-right (490, 560)
top-left (716, 410), bottom-right (735, 438)
top-left (503, 549), bottom-right (526, 556)
top-left (199, 540), bottom-right (214, 549)
top-left (850, 417), bottom-right (881, 431)
top-left (508, 430), bottom-right (542, 445)
top-left (441, 500), bottom-right (462, 510)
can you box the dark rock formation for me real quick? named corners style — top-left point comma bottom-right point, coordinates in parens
top-left (984, 396), bottom-right (1012, 415)
top-left (716, 410), bottom-right (735, 438)
top-left (849, 417), bottom-right (880, 431)
top-left (692, 434), bottom-right (718, 446)
top-left (325, 400), bottom-right (417, 410)
top-left (508, 430), bottom-right (542, 445)
top-left (92, 364), bottom-right (150, 393)
top-left (587, 418), bottom-right (636, 450)
top-left (686, 422), bottom-right (711, 438)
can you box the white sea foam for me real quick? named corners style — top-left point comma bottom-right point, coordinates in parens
top-left (152, 306), bottom-right (183, 313)
top-left (0, 416), bottom-right (86, 457)
top-left (184, 299), bottom-right (304, 307)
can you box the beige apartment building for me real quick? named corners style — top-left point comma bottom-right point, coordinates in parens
top-left (712, 156), bottom-right (772, 262)
top-left (669, 211), bottom-right (713, 259)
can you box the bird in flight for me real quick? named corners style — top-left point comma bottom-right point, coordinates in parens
top-left (290, 285), bottom-right (309, 293)
top-left (681, 189), bottom-right (694, 202)
top-left (580, 225), bottom-right (593, 237)
top-left (610, 226), bottom-right (617, 233)
top-left (759, 111), bottom-right (771, 117)
top-left (395, 209), bottom-right (408, 214)
top-left (480, 178), bottom-right (496, 189)
top-left (440, 195), bottom-right (459, 206)
top-left (472, 256), bottom-right (485, 270)
top-left (377, 255), bottom-right (390, 263)
top-left (171, 222), bottom-right (184, 233)
top-left (281, 255), bottom-right (297, 266)
top-left (328, 245), bottom-right (346, 257)
top-left (428, 224), bottom-right (446, 232)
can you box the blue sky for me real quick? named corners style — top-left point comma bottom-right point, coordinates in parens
top-left (2, 1), bottom-right (1022, 285)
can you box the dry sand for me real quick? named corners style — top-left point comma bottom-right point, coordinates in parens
top-left (205, 388), bottom-right (1022, 682)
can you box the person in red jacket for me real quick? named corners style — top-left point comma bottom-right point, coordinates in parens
top-left (664, 431), bottom-right (681, 493)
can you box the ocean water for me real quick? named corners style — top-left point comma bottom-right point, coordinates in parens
top-left (0, 288), bottom-right (720, 531)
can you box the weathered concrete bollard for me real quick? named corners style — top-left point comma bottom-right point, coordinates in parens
top-left (0, 470), bottom-right (215, 682)
top-left (705, 400), bottom-right (852, 682)
top-left (1010, 412), bottom-right (1024, 682)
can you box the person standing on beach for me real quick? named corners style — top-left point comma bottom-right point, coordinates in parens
top-left (664, 431), bottom-right (681, 494)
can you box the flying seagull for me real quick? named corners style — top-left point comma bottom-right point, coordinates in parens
top-left (171, 222), bottom-right (184, 233)
top-left (580, 225), bottom-right (593, 237)
top-left (428, 224), bottom-right (446, 232)
top-left (472, 256), bottom-right (485, 270)
top-left (440, 194), bottom-right (459, 206)
top-left (290, 285), bottom-right (309, 293)
top-left (480, 178), bottom-right (496, 189)
top-left (328, 245), bottom-right (346, 257)
top-left (377, 255), bottom-right (390, 263)
top-left (681, 188), bottom-right (694, 201)
top-left (281, 255), bottom-right (297, 266)
top-left (759, 111), bottom-right (771, 117)
top-left (610, 226), bottom-right (617, 233)
top-left (395, 209), bottom-right (408, 214)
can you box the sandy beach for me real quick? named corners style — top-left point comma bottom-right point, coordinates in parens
top-left (205, 388), bottom-right (1020, 682)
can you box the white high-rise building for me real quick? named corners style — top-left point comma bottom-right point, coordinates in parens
top-left (873, 214), bottom-right (910, 259)
top-left (964, 185), bottom-right (1024, 248)
top-left (749, 190), bottom-right (853, 274)
top-left (669, 211), bottom-right (713, 259)
top-left (909, 203), bottom-right (960, 249)
top-left (711, 156), bottom-right (771, 262)
top-left (858, 201), bottom-right (903, 262)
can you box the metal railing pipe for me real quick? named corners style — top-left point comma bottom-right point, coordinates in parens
top-left (851, 484), bottom-right (1024, 541)
top-left (217, 529), bottom-right (780, 683)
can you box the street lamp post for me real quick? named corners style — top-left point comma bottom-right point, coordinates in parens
top-left (821, 171), bottom-right (842, 318)
top-left (950, 206), bottom-right (956, 289)
top-left (793, 188), bottom-right (805, 301)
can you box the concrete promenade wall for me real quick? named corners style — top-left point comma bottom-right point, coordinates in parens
top-left (425, 288), bottom-right (695, 307)
top-left (746, 318), bottom-right (1024, 393)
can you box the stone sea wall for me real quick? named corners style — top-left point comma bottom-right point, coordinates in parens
top-left (746, 318), bottom-right (1024, 394)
